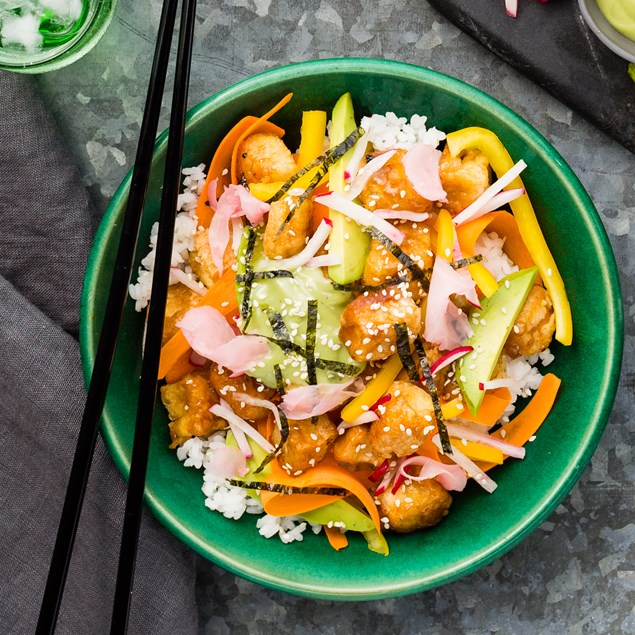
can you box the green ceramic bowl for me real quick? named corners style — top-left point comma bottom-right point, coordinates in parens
top-left (80, 59), bottom-right (623, 600)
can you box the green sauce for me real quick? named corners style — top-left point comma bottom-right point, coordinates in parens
top-left (597, 0), bottom-right (635, 41)
top-left (236, 228), bottom-right (364, 388)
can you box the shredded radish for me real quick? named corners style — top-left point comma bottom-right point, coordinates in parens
top-left (478, 378), bottom-right (519, 391)
top-left (402, 143), bottom-right (447, 201)
top-left (430, 346), bottom-right (473, 376)
top-left (316, 192), bottom-right (405, 245)
top-left (337, 410), bottom-right (379, 433)
top-left (263, 219), bottom-right (332, 270)
top-left (344, 150), bottom-right (396, 200)
top-left (189, 350), bottom-right (207, 368)
top-left (169, 267), bottom-right (206, 295)
top-left (424, 258), bottom-right (477, 350)
top-left (177, 306), bottom-right (269, 373)
top-left (211, 400), bottom-right (275, 454)
top-left (208, 444), bottom-right (249, 477)
top-left (453, 160), bottom-right (527, 226)
top-left (398, 455), bottom-right (468, 492)
top-left (505, 0), bottom-right (518, 17)
top-left (445, 423), bottom-right (525, 459)
top-left (374, 209), bottom-right (429, 223)
top-left (373, 464), bottom-right (398, 496)
top-left (305, 254), bottom-right (341, 268)
top-left (280, 379), bottom-right (363, 420)
top-left (368, 459), bottom-right (390, 483)
top-left (234, 392), bottom-right (281, 431)
top-left (432, 435), bottom-right (498, 493)
top-left (343, 130), bottom-right (371, 183)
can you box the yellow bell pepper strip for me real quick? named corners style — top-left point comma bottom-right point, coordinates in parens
top-left (434, 209), bottom-right (455, 262)
top-left (248, 181), bottom-right (285, 202)
top-left (340, 355), bottom-right (403, 422)
top-left (446, 127), bottom-right (572, 345)
top-left (295, 110), bottom-right (328, 190)
top-left (451, 439), bottom-right (504, 464)
top-left (476, 373), bottom-right (561, 472)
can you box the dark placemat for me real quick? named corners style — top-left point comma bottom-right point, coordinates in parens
top-left (428, 0), bottom-right (635, 153)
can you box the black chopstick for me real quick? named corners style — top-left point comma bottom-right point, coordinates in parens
top-left (36, 1), bottom-right (182, 633)
top-left (110, 0), bottom-right (198, 630)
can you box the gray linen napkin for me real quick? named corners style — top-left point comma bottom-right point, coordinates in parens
top-left (0, 72), bottom-right (198, 634)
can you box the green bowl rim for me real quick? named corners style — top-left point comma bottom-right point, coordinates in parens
top-left (80, 58), bottom-right (624, 600)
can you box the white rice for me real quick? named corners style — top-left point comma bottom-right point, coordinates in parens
top-left (128, 164), bottom-right (206, 312)
top-left (475, 231), bottom-right (519, 281)
top-left (360, 112), bottom-right (446, 151)
top-left (176, 431), bottom-right (318, 543)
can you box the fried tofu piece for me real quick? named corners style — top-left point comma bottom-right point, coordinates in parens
top-left (160, 370), bottom-right (224, 448)
top-left (377, 478), bottom-right (452, 533)
top-left (188, 228), bottom-right (236, 289)
top-left (163, 282), bottom-right (203, 344)
top-left (362, 220), bottom-right (434, 287)
top-left (439, 147), bottom-right (490, 215)
top-left (369, 381), bottom-right (435, 458)
top-left (332, 425), bottom-right (382, 468)
top-left (263, 195), bottom-right (312, 260)
top-left (504, 285), bottom-right (555, 357)
top-left (277, 414), bottom-right (338, 474)
top-left (359, 149), bottom-right (433, 213)
top-left (235, 133), bottom-right (297, 185)
top-left (208, 363), bottom-right (275, 423)
top-left (340, 289), bottom-right (421, 363)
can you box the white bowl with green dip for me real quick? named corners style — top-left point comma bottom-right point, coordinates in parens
top-left (579, 0), bottom-right (635, 62)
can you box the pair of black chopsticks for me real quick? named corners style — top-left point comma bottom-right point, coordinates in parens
top-left (36, 0), bottom-right (198, 632)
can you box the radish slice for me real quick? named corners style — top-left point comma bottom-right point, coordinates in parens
top-left (231, 217), bottom-right (244, 254)
top-left (280, 378), bottom-right (364, 420)
top-left (402, 143), bottom-right (447, 202)
top-left (234, 392), bottom-right (281, 431)
top-left (344, 150), bottom-right (396, 201)
top-left (316, 192), bottom-right (405, 245)
top-left (432, 434), bottom-right (498, 493)
top-left (189, 350), bottom-right (207, 368)
top-left (368, 458), bottom-right (390, 483)
top-left (453, 161), bottom-right (527, 226)
top-left (478, 378), bottom-right (519, 391)
top-left (398, 455), bottom-right (468, 491)
top-left (430, 346), bottom-right (474, 376)
top-left (263, 219), bottom-right (332, 270)
top-left (344, 130), bottom-right (370, 183)
top-left (505, 0), bottom-right (518, 17)
top-left (337, 410), bottom-right (379, 433)
top-left (374, 209), bottom-right (429, 223)
top-left (445, 423), bottom-right (526, 459)
top-left (211, 399), bottom-right (275, 454)
top-left (305, 254), bottom-right (341, 268)
top-left (208, 444), bottom-right (249, 477)
top-left (373, 464), bottom-right (398, 496)
top-left (169, 267), bottom-right (206, 296)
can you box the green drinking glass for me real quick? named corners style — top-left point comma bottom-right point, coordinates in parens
top-left (0, 0), bottom-right (117, 73)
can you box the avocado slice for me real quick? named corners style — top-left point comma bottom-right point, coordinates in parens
top-left (327, 92), bottom-right (371, 285)
top-left (457, 267), bottom-right (538, 415)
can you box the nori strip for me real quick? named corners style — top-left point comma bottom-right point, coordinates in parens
top-left (331, 275), bottom-right (411, 294)
top-left (236, 270), bottom-right (293, 282)
top-left (367, 227), bottom-right (431, 289)
top-left (254, 364), bottom-right (290, 474)
top-left (414, 337), bottom-right (452, 455)
top-left (305, 300), bottom-right (318, 386)
top-left (273, 127), bottom-right (364, 238)
top-left (268, 127), bottom-right (364, 204)
top-left (227, 479), bottom-right (347, 496)
top-left (239, 226), bottom-right (258, 327)
top-left (451, 254), bottom-right (483, 270)
top-left (393, 323), bottom-right (419, 383)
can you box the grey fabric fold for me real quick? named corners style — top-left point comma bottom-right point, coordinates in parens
top-left (0, 71), bottom-right (198, 634)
